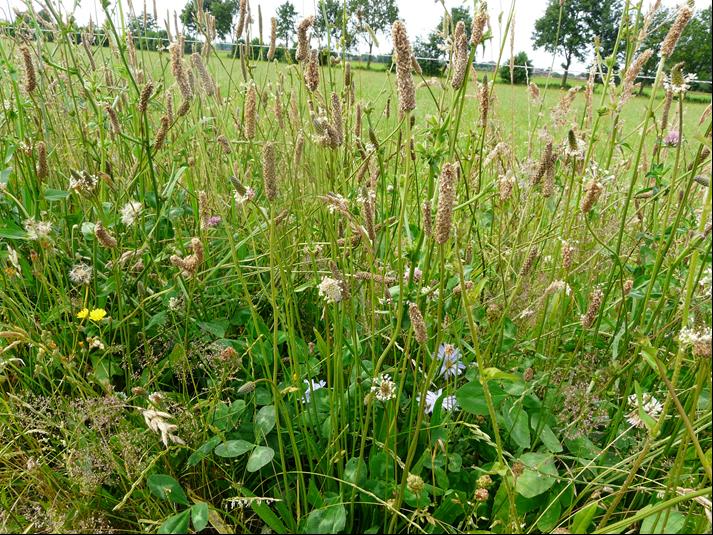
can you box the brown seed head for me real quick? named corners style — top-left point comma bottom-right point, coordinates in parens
top-left (94, 221), bottom-right (117, 248)
top-left (296, 16), bottom-right (314, 62)
top-left (434, 162), bottom-right (457, 244)
top-left (267, 17), bottom-right (277, 60)
top-left (661, 4), bottom-right (693, 58)
top-left (20, 46), bottom-right (37, 93)
top-left (305, 49), bottom-right (320, 92)
top-left (262, 142), bottom-right (277, 201)
top-left (408, 302), bottom-right (427, 344)
top-left (392, 20), bottom-right (416, 113)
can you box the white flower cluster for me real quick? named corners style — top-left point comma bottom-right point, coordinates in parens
top-left (120, 200), bottom-right (143, 226)
top-left (371, 373), bottom-right (397, 402)
top-left (141, 408), bottom-right (185, 447)
top-left (24, 218), bottom-right (53, 241)
top-left (663, 72), bottom-right (697, 95)
top-left (318, 276), bottom-right (343, 304)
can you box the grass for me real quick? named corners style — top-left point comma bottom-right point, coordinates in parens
top-left (0, 2), bottom-right (711, 534)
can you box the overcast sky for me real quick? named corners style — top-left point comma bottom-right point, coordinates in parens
top-left (2, 0), bottom-right (709, 74)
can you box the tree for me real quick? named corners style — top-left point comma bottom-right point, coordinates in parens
top-left (275, 1), bottom-right (298, 47)
top-left (315, 0), bottom-right (355, 51)
top-left (671, 6), bottom-right (711, 92)
top-left (350, 0), bottom-right (398, 68)
top-left (180, 0), bottom-right (237, 40)
top-left (532, 0), bottom-right (595, 87)
top-left (640, 6), bottom-right (712, 93)
top-left (500, 51), bottom-right (534, 84)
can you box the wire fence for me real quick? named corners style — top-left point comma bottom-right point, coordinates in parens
top-left (10, 26), bottom-right (713, 85)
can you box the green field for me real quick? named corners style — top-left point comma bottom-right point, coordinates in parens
top-left (0, 11), bottom-right (712, 535)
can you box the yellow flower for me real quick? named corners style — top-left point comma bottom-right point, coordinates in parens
top-left (77, 308), bottom-right (89, 319)
top-left (89, 308), bottom-right (107, 321)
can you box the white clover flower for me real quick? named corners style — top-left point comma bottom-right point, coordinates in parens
top-left (120, 200), bottom-right (143, 226)
top-left (371, 374), bottom-right (397, 402)
top-left (234, 186), bottom-right (255, 206)
top-left (626, 393), bottom-right (663, 429)
top-left (318, 276), bottom-right (343, 304)
top-left (679, 327), bottom-right (712, 358)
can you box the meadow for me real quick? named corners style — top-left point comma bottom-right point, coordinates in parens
top-left (0, 2), bottom-right (711, 534)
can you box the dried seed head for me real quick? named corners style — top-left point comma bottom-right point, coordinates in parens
top-left (392, 21), bottom-right (416, 113)
top-left (170, 237), bottom-right (204, 277)
top-left (623, 279), bottom-right (633, 296)
top-left (94, 221), bottom-right (118, 248)
top-left (170, 38), bottom-right (192, 101)
top-left (581, 287), bottom-right (603, 328)
top-left (20, 46), bottom-right (37, 93)
top-left (191, 52), bottom-right (216, 96)
top-left (37, 141), bottom-right (48, 180)
top-left (330, 92), bottom-right (343, 146)
top-left (138, 82), bottom-right (154, 114)
top-left (661, 4), bottom-right (693, 58)
top-left (562, 241), bottom-right (575, 270)
top-left (238, 381), bottom-right (256, 394)
top-left (267, 17), bottom-right (277, 60)
top-left (532, 140), bottom-right (554, 185)
top-left (305, 49), bottom-right (320, 92)
top-left (498, 171), bottom-right (515, 202)
top-left (434, 162), bottom-right (457, 244)
top-left (451, 21), bottom-right (469, 89)
top-left (478, 78), bottom-right (491, 127)
top-left (528, 82), bottom-right (540, 101)
top-left (236, 0), bottom-right (247, 39)
top-left (471, 4), bottom-right (488, 47)
top-left (105, 105), bottom-right (121, 137)
top-left (262, 142), bottom-right (277, 201)
top-left (580, 180), bottom-right (603, 213)
top-left (354, 102), bottom-right (362, 138)
top-left (520, 246), bottom-right (539, 277)
top-left (217, 134), bottom-right (231, 154)
top-left (422, 201), bottom-right (432, 237)
top-left (153, 115), bottom-right (169, 151)
top-left (296, 16), bottom-right (314, 62)
top-left (409, 302), bottom-right (427, 344)
top-left (245, 82), bottom-right (257, 139)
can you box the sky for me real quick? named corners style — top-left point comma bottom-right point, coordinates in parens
top-left (2, 0), bottom-right (710, 75)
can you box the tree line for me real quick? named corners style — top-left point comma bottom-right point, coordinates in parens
top-left (3, 0), bottom-right (710, 91)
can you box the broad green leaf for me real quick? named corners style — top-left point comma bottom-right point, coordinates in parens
top-left (158, 510), bottom-right (190, 534)
top-left (214, 439), bottom-right (254, 458)
top-left (255, 405), bottom-right (276, 438)
top-left (187, 436), bottom-right (222, 467)
top-left (540, 425), bottom-right (563, 453)
top-left (43, 188), bottom-right (70, 201)
top-left (571, 501), bottom-right (598, 534)
top-left (344, 457), bottom-right (367, 487)
top-left (304, 502), bottom-right (347, 534)
top-left (640, 509), bottom-right (685, 534)
top-left (515, 453), bottom-right (558, 498)
top-left (509, 409), bottom-right (531, 450)
top-left (190, 502), bottom-right (209, 532)
top-left (148, 474), bottom-right (189, 506)
top-left (246, 445), bottom-right (275, 472)
top-left (537, 492), bottom-right (562, 533)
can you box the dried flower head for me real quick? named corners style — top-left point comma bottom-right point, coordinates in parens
top-left (262, 141), bottom-right (277, 201)
top-left (305, 49), bottom-right (320, 92)
top-left (94, 222), bottom-right (117, 248)
top-left (296, 16), bottom-right (314, 62)
top-left (581, 287), bottom-right (603, 328)
top-left (392, 20), bottom-right (416, 113)
top-left (451, 21), bottom-right (469, 89)
top-left (434, 162), bottom-right (457, 244)
top-left (408, 302), bottom-right (427, 344)
top-left (69, 263), bottom-right (93, 285)
top-left (318, 276), bottom-right (343, 304)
